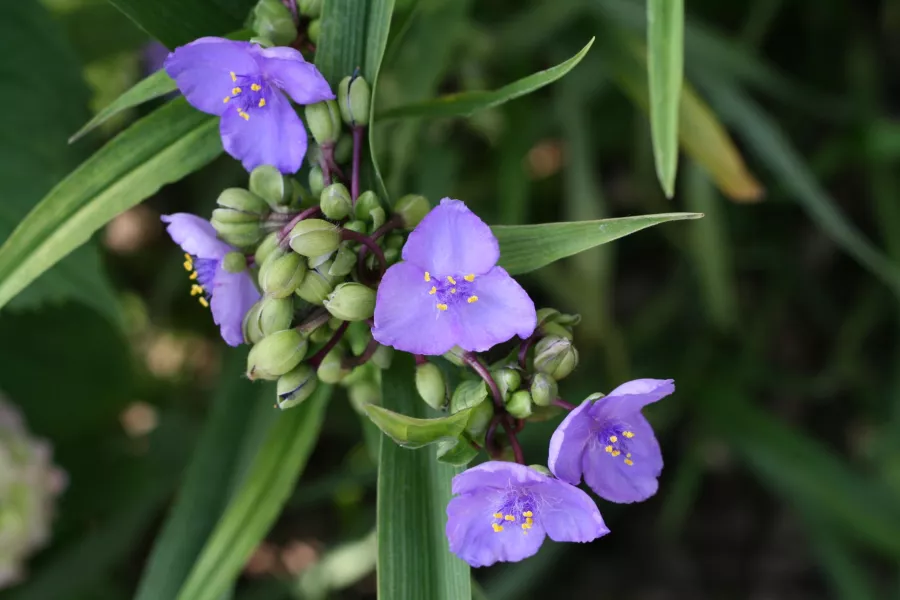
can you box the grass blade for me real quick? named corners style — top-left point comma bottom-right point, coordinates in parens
top-left (647, 0), bottom-right (684, 197)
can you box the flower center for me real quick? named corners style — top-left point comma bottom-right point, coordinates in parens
top-left (489, 491), bottom-right (537, 534)
top-left (222, 71), bottom-right (271, 121)
top-left (598, 420), bottom-right (637, 466)
top-left (183, 253), bottom-right (218, 308)
top-left (424, 271), bottom-right (478, 312)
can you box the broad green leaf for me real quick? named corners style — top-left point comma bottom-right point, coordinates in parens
top-left (316, 0), bottom-right (367, 86)
top-left (647, 0), bottom-right (684, 197)
top-left (134, 348), bottom-right (265, 600)
top-left (364, 403), bottom-right (472, 448)
top-left (593, 27), bottom-right (763, 202)
top-left (176, 385), bottom-right (331, 600)
top-left (493, 213), bottom-right (702, 275)
top-left (364, 0), bottom-right (395, 202)
top-left (107, 0), bottom-right (251, 48)
top-left (0, 0), bottom-right (118, 317)
top-left (70, 70), bottom-right (176, 142)
top-left (378, 354), bottom-right (470, 600)
top-left (436, 436), bottom-right (480, 467)
top-left (0, 98), bottom-right (221, 313)
top-left (378, 38), bottom-right (594, 121)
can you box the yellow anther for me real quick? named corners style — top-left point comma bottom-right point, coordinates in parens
top-left (604, 445), bottom-right (613, 453)
top-left (198, 297), bottom-right (209, 308)
top-left (467, 295), bottom-right (478, 304)
top-left (251, 83), bottom-right (261, 91)
top-left (521, 523), bottom-right (530, 530)
top-left (447, 276), bottom-right (456, 284)
top-left (526, 517), bottom-right (534, 525)
top-left (232, 86), bottom-right (241, 95)
top-left (611, 450), bottom-right (621, 457)
top-left (190, 284), bottom-right (204, 296)
top-left (183, 261), bottom-right (192, 271)
top-left (523, 511), bottom-right (533, 517)
top-left (424, 271), bottom-right (431, 282)
top-left (624, 458), bottom-right (634, 466)
top-left (230, 71), bottom-right (237, 82)
top-left (258, 98), bottom-right (266, 108)
top-left (609, 435), bottom-right (618, 443)
top-left (436, 303), bottom-right (448, 311)
top-left (492, 512), bottom-right (503, 519)
top-left (428, 286), bottom-right (437, 295)
top-left (504, 515), bottom-right (515, 521)
top-left (464, 274), bottom-right (475, 282)
top-left (623, 431), bottom-right (635, 438)
top-left (450, 288), bottom-right (456, 294)
top-left (239, 110), bottom-right (250, 121)
top-left (491, 523), bottom-right (504, 533)
top-left (223, 96), bottom-right (231, 103)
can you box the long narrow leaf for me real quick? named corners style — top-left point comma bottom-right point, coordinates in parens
top-left (647, 0), bottom-right (684, 197)
top-left (107, 0), bottom-right (248, 48)
top-left (364, 0), bottom-right (395, 202)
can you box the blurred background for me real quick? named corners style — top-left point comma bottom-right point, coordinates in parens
top-left (2, 0), bottom-right (900, 598)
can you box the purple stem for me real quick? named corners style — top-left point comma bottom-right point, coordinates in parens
top-left (277, 206), bottom-right (322, 246)
top-left (343, 338), bottom-right (379, 368)
top-left (342, 229), bottom-right (386, 275)
top-left (485, 417), bottom-right (500, 458)
top-left (518, 334), bottom-right (538, 369)
top-left (308, 321), bottom-right (350, 368)
top-left (552, 398), bottom-right (576, 411)
top-left (413, 354), bottom-right (427, 366)
top-left (462, 352), bottom-right (503, 409)
top-left (280, 0), bottom-right (298, 23)
top-left (502, 416), bottom-right (525, 464)
top-left (296, 308), bottom-right (331, 335)
top-left (351, 127), bottom-right (364, 204)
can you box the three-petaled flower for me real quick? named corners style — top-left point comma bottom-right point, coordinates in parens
top-left (548, 379), bottom-right (674, 503)
top-left (372, 199), bottom-right (536, 355)
top-left (446, 461), bottom-right (609, 567)
top-left (164, 37), bottom-right (334, 174)
top-left (162, 213), bottom-right (261, 347)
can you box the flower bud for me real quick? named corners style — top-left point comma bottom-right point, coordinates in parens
top-left (317, 347), bottom-right (350, 384)
top-left (258, 250), bottom-right (307, 298)
top-left (385, 233), bottom-right (405, 250)
top-left (320, 183), bottom-right (352, 220)
top-left (348, 380), bottom-right (380, 412)
top-left (369, 206), bottom-right (386, 230)
top-left (533, 335), bottom-right (579, 380)
top-left (384, 247), bottom-right (399, 265)
top-left (371, 344), bottom-right (393, 370)
top-left (288, 219), bottom-right (341, 257)
top-left (328, 244), bottom-right (356, 277)
top-left (450, 380), bottom-right (488, 413)
top-left (254, 232), bottom-right (280, 266)
top-left (307, 18), bottom-right (321, 43)
top-left (251, 0), bottom-right (298, 47)
top-left (222, 251), bottom-right (247, 274)
top-left (343, 219), bottom-right (367, 234)
top-left (354, 190), bottom-right (381, 220)
top-left (299, 0), bottom-right (322, 18)
top-left (393, 194), bottom-right (430, 229)
top-left (291, 179), bottom-right (314, 209)
top-left (295, 268), bottom-right (335, 305)
top-left (249, 35), bottom-right (275, 48)
top-left (442, 346), bottom-right (466, 367)
top-left (217, 187), bottom-right (269, 216)
top-left (334, 135), bottom-right (353, 164)
top-left (540, 321), bottom-right (573, 341)
top-left (242, 301), bottom-right (265, 344)
top-left (324, 282), bottom-right (375, 321)
top-left (257, 296), bottom-right (294, 335)
top-left (304, 100), bottom-right (342, 146)
top-left (247, 329), bottom-right (308, 380)
top-left (492, 368), bottom-right (521, 401)
top-left (249, 165), bottom-right (292, 208)
top-left (337, 75), bottom-right (371, 127)
top-left (436, 436), bottom-right (479, 467)
top-left (277, 364), bottom-right (318, 410)
top-left (210, 211), bottom-right (263, 247)
top-left (464, 398), bottom-right (494, 443)
top-left (505, 390), bottom-right (533, 419)
top-left (415, 362), bottom-right (446, 410)
top-left (308, 166), bottom-right (325, 197)
top-left (530, 372), bottom-right (558, 407)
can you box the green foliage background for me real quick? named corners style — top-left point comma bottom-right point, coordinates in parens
top-left (1, 0), bottom-right (899, 598)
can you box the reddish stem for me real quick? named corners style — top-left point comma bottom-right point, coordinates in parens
top-left (485, 417), bottom-right (500, 458)
top-left (518, 334), bottom-right (538, 369)
top-left (342, 229), bottom-right (386, 275)
top-left (552, 398), bottom-right (576, 411)
top-left (277, 206), bottom-right (322, 246)
top-left (308, 321), bottom-right (350, 368)
top-left (502, 416), bottom-right (525, 464)
top-left (343, 338), bottom-right (379, 369)
top-left (463, 352), bottom-right (503, 409)
top-left (413, 354), bottom-right (427, 366)
top-left (295, 308), bottom-right (330, 335)
top-left (351, 127), bottom-right (364, 203)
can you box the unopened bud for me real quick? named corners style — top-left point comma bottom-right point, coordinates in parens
top-left (217, 187), bottom-right (269, 216)
top-left (320, 183), bottom-right (352, 220)
top-left (505, 390), bottom-right (533, 419)
top-left (305, 100), bottom-right (342, 146)
top-left (247, 329), bottom-right (308, 380)
top-left (242, 301), bottom-right (264, 344)
top-left (254, 232), bottom-right (280, 266)
top-left (385, 233), bottom-right (405, 250)
top-left (533, 335), bottom-right (578, 380)
top-left (288, 219), bottom-right (341, 257)
top-left (393, 194), bottom-right (430, 229)
top-left (354, 190), bottom-right (381, 220)
top-left (384, 247), bottom-right (399, 265)
top-left (257, 296), bottom-right (294, 335)
top-left (308, 166), bottom-right (325, 197)
top-left (442, 346), bottom-right (466, 367)
top-left (464, 398), bottom-right (494, 442)
top-left (277, 364), bottom-right (318, 409)
top-left (369, 206), bottom-right (386, 230)
top-left (249, 165), bottom-right (292, 208)
top-left (415, 362), bottom-right (446, 410)
top-left (334, 135), bottom-right (353, 164)
top-left (492, 368), bottom-right (521, 401)
top-left (530, 373), bottom-right (558, 407)
top-left (371, 344), bottom-right (393, 370)
top-left (328, 244), bottom-right (356, 277)
top-left (295, 267), bottom-right (335, 305)
top-left (317, 347), bottom-right (350, 384)
top-left (540, 321), bottom-right (573, 340)
top-left (251, 0), bottom-right (298, 47)
top-left (259, 250), bottom-right (307, 298)
top-left (337, 75), bottom-right (371, 127)
top-left (324, 282), bottom-right (375, 321)
top-left (222, 251), bottom-right (247, 273)
top-left (348, 380), bottom-right (380, 412)
top-left (298, 0), bottom-right (322, 18)
top-left (450, 380), bottom-right (488, 413)
top-left (343, 219), bottom-right (367, 234)
top-left (211, 211), bottom-right (263, 247)
top-left (307, 18), bottom-right (321, 44)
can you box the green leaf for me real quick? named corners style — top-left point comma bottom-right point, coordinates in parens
top-left (57, 0), bottom-right (149, 64)
top-left (378, 38), bottom-right (594, 121)
top-left (176, 385), bottom-right (331, 600)
top-left (0, 98), bottom-right (221, 313)
top-left (364, 0), bottom-right (395, 202)
top-left (436, 436), bottom-right (479, 467)
top-left (647, 0), bottom-right (684, 197)
top-left (364, 403), bottom-right (472, 448)
top-left (106, 0), bottom-right (251, 48)
top-left (378, 354), bottom-right (470, 600)
top-left (0, 0), bottom-right (118, 317)
top-left (493, 213), bottom-right (702, 276)
top-left (315, 0), bottom-right (367, 86)
top-left (134, 348), bottom-right (265, 600)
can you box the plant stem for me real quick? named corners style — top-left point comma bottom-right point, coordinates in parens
top-left (502, 416), bottom-right (525, 464)
top-left (295, 307), bottom-right (330, 335)
top-left (342, 229), bottom-right (386, 275)
top-left (308, 321), bottom-right (350, 368)
top-left (343, 338), bottom-right (379, 369)
top-left (518, 334), bottom-right (538, 369)
top-left (351, 127), bottom-right (364, 204)
top-left (463, 352), bottom-right (503, 409)
top-left (552, 398), bottom-right (576, 411)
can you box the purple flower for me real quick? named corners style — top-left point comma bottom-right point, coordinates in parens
top-left (548, 379), bottom-right (674, 504)
top-left (372, 199), bottom-right (536, 355)
top-left (446, 461), bottom-right (609, 567)
top-left (164, 37), bottom-right (334, 174)
top-left (161, 213), bottom-right (261, 346)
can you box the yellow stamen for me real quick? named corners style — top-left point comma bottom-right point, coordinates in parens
top-left (230, 71), bottom-right (237, 82)
top-left (428, 286), bottom-right (437, 295)
top-left (605, 445), bottom-right (613, 453)
top-left (523, 511), bottom-right (533, 517)
top-left (467, 295), bottom-right (478, 304)
top-left (189, 271), bottom-right (198, 280)
top-left (491, 523), bottom-right (504, 533)
top-left (609, 435), bottom-right (618, 443)
top-left (251, 83), bottom-right (261, 91)
top-left (526, 517), bottom-right (534, 525)
top-left (232, 86), bottom-right (241, 95)
top-left (504, 514), bottom-right (515, 521)
top-left (183, 261), bottom-right (193, 271)
top-left (424, 271), bottom-right (431, 282)
top-left (624, 458), bottom-right (634, 466)
top-left (450, 288), bottom-right (456, 294)
top-left (611, 450), bottom-right (621, 457)
top-left (223, 96), bottom-right (231, 103)
top-left (447, 276), bottom-right (456, 284)
top-left (492, 513), bottom-right (503, 519)
top-left (521, 523), bottom-right (530, 530)
top-left (436, 303), bottom-right (448, 311)
top-left (198, 297), bottom-right (209, 308)
top-left (258, 98), bottom-right (266, 108)
top-left (190, 284), bottom-right (204, 296)
top-left (464, 274), bottom-right (475, 282)
top-left (239, 110), bottom-right (250, 121)
top-left (623, 431), bottom-right (635, 438)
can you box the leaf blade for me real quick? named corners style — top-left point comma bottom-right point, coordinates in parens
top-left (364, 0), bottom-right (395, 202)
top-left (106, 0), bottom-right (250, 48)
top-left (647, 0), bottom-right (684, 197)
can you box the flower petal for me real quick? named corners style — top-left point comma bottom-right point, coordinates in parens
top-left (401, 199), bottom-right (500, 275)
top-left (219, 90), bottom-right (308, 174)
top-left (164, 37), bottom-right (259, 115)
top-left (255, 46), bottom-right (335, 105)
top-left (590, 378), bottom-right (675, 421)
top-left (446, 492), bottom-right (546, 568)
top-left (547, 399), bottom-right (593, 485)
top-left (372, 262), bottom-right (457, 355)
top-left (451, 461), bottom-right (547, 496)
top-left (536, 478), bottom-right (609, 542)
top-left (581, 420), bottom-right (662, 504)
top-left (210, 267), bottom-right (261, 346)
top-left (161, 213), bottom-right (231, 259)
top-left (451, 266), bottom-right (536, 352)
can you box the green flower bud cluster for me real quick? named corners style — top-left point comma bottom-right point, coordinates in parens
top-left (0, 398), bottom-right (66, 588)
top-left (250, 0), bottom-right (298, 47)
